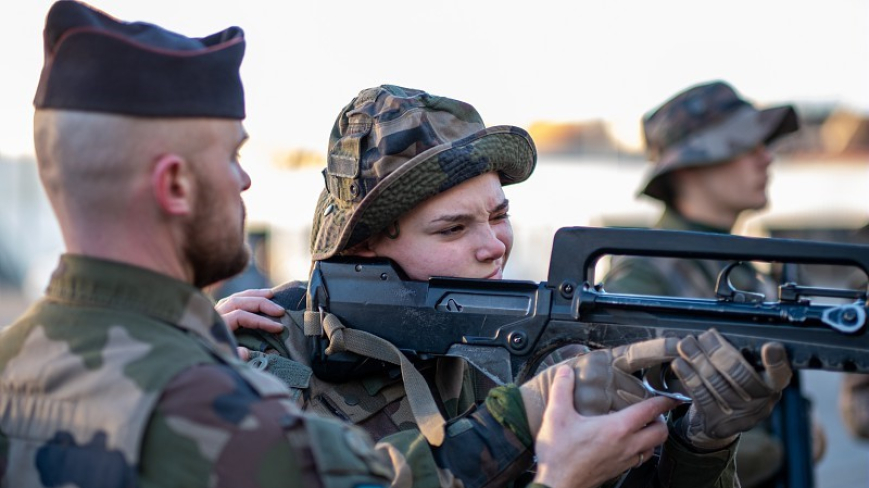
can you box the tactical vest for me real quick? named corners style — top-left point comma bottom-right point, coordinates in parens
top-left (237, 282), bottom-right (490, 442)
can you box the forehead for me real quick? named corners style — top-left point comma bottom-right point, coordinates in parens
top-left (405, 172), bottom-right (505, 219)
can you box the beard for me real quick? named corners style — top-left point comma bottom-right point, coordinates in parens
top-left (184, 194), bottom-right (251, 289)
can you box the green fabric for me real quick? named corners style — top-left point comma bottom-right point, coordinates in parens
top-left (380, 429), bottom-right (443, 488)
top-left (484, 385), bottom-right (533, 448)
top-left (658, 433), bottom-right (738, 488)
top-left (656, 206), bottom-right (730, 234)
top-left (0, 255), bottom-right (229, 485)
top-left (247, 351), bottom-right (312, 389)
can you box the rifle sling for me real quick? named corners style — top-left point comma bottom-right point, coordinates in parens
top-left (321, 312), bottom-right (447, 446)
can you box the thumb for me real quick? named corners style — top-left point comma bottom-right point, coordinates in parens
top-left (760, 342), bottom-right (792, 391)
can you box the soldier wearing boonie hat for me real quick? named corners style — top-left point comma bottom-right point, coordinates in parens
top-left (638, 80), bottom-right (798, 205)
top-left (0, 2), bottom-right (402, 486)
top-left (605, 81), bottom-right (826, 488)
top-left (228, 84), bottom-right (795, 488)
top-left (310, 84), bottom-right (535, 261)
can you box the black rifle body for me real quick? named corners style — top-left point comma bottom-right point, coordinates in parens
top-left (308, 227), bottom-right (869, 385)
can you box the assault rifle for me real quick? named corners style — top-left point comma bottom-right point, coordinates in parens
top-left (306, 226), bottom-right (869, 387)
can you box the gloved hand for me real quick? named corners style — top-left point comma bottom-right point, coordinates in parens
top-left (670, 329), bottom-right (792, 450)
top-left (521, 337), bottom-right (679, 436)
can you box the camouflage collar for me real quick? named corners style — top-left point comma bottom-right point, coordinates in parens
top-left (657, 207), bottom-right (732, 235)
top-left (45, 254), bottom-right (238, 358)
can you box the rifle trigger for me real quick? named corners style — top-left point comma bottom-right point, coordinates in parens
top-left (641, 364), bottom-right (692, 403)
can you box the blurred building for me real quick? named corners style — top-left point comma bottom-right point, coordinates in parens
top-left (2, 104), bottom-right (867, 296)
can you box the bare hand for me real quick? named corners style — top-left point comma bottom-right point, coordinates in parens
top-left (215, 288), bottom-right (285, 333)
top-left (533, 366), bottom-right (677, 488)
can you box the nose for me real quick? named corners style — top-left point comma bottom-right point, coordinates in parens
top-left (756, 145), bottom-right (773, 168)
top-left (239, 166), bottom-right (252, 192)
top-left (475, 224), bottom-right (507, 262)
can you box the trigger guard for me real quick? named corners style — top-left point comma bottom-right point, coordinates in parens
top-left (642, 364), bottom-right (693, 403)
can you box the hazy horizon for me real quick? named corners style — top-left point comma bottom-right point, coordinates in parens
top-left (2, 0), bottom-right (867, 165)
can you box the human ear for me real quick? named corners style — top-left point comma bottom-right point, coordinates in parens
top-left (343, 237), bottom-right (379, 258)
top-left (151, 154), bottom-right (193, 215)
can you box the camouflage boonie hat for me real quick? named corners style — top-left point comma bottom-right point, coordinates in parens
top-left (639, 81), bottom-right (798, 202)
top-left (310, 85), bottom-right (537, 261)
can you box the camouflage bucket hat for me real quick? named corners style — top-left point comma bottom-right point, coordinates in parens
top-left (639, 81), bottom-right (799, 201)
top-left (311, 85), bottom-right (537, 261)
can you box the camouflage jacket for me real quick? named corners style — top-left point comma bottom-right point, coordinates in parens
top-left (604, 208), bottom-right (775, 299)
top-left (236, 280), bottom-right (740, 488)
top-left (603, 207), bottom-right (779, 488)
top-left (0, 255), bottom-right (394, 488)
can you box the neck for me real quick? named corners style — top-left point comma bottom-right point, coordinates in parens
top-left (62, 219), bottom-right (191, 285)
top-left (672, 199), bottom-right (739, 232)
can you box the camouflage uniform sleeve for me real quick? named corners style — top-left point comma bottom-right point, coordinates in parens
top-left (652, 434), bottom-right (737, 488)
top-left (138, 364), bottom-right (392, 488)
top-left (374, 384), bottom-right (534, 488)
top-left (840, 373), bottom-right (869, 440)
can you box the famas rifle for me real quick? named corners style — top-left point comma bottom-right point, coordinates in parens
top-left (304, 227), bottom-right (869, 390)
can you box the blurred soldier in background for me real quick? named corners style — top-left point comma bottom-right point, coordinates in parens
top-left (604, 80), bottom-right (826, 488)
top-left (223, 84), bottom-right (794, 487)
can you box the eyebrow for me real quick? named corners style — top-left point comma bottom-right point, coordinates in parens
top-left (429, 198), bottom-right (510, 224)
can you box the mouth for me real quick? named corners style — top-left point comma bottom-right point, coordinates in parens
top-left (482, 268), bottom-right (502, 280)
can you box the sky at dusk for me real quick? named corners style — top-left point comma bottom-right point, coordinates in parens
top-left (2, 0), bottom-right (867, 163)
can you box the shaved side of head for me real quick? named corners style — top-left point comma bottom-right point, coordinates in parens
top-left (34, 111), bottom-right (229, 226)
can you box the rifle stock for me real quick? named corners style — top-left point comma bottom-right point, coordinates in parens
top-left (307, 227), bottom-right (869, 385)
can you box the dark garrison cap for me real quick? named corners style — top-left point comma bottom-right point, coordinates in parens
top-left (34, 0), bottom-right (246, 119)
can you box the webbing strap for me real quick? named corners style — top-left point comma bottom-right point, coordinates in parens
top-left (321, 312), bottom-right (447, 446)
top-left (303, 310), bottom-right (322, 336)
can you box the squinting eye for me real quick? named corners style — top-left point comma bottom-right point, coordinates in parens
top-left (493, 212), bottom-right (510, 221)
top-left (439, 225), bottom-right (464, 236)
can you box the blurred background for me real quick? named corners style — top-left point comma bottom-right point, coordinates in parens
top-left (1, 1), bottom-right (868, 486)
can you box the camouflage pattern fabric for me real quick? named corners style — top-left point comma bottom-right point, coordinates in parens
top-left (235, 282), bottom-right (537, 487)
top-left (638, 80), bottom-right (798, 202)
top-left (236, 282), bottom-right (741, 488)
top-left (604, 209), bottom-right (777, 299)
top-left (310, 85), bottom-right (537, 260)
top-left (603, 208), bottom-right (779, 488)
top-left (0, 255), bottom-right (393, 488)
